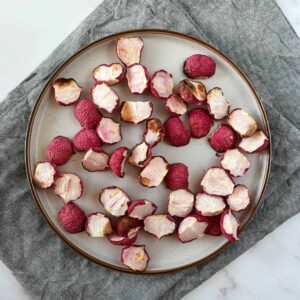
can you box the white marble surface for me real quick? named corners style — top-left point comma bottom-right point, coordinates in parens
top-left (0, 0), bottom-right (299, 299)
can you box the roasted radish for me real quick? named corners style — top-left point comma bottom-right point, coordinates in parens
top-left (165, 163), bottom-right (189, 190)
top-left (85, 213), bottom-right (112, 237)
top-left (168, 189), bottom-right (194, 218)
top-left (93, 63), bottom-right (126, 85)
top-left (226, 185), bottom-right (250, 212)
top-left (207, 88), bottom-right (230, 120)
top-left (121, 245), bottom-right (149, 271)
top-left (164, 116), bottom-right (190, 147)
top-left (150, 70), bottom-right (173, 99)
top-left (144, 215), bottom-right (176, 239)
top-left (221, 149), bottom-right (250, 177)
top-left (73, 128), bottom-right (101, 152)
top-left (238, 130), bottom-right (269, 153)
top-left (183, 54), bottom-right (216, 79)
top-left (116, 37), bottom-right (144, 66)
top-left (128, 141), bottom-right (152, 168)
top-left (53, 78), bottom-right (82, 106)
top-left (126, 64), bottom-right (150, 94)
top-left (178, 79), bottom-right (206, 105)
top-left (120, 101), bottom-right (153, 124)
top-left (188, 108), bottom-right (213, 138)
top-left (33, 161), bottom-right (58, 189)
top-left (143, 118), bottom-right (165, 147)
top-left (220, 209), bottom-right (240, 242)
top-left (209, 124), bottom-right (237, 152)
top-left (96, 117), bottom-right (121, 144)
top-left (108, 146), bottom-right (128, 178)
top-left (82, 148), bottom-right (109, 172)
top-left (195, 193), bottom-right (226, 216)
top-left (128, 200), bottom-right (157, 220)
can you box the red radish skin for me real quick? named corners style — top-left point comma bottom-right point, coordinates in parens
top-left (93, 63), bottom-right (126, 85)
top-left (74, 99), bottom-right (102, 129)
top-left (109, 147), bottom-right (128, 178)
top-left (177, 215), bottom-right (208, 243)
top-left (58, 202), bottom-right (86, 233)
top-left (143, 118), bottom-right (165, 147)
top-left (128, 200), bottom-right (157, 220)
top-left (221, 149), bottom-right (250, 177)
top-left (73, 128), bottom-right (101, 152)
top-left (46, 136), bottom-right (74, 166)
top-left (107, 233), bottom-right (137, 246)
top-left (165, 94), bottom-right (188, 116)
top-left (126, 64), bottom-right (150, 94)
top-left (85, 213), bottom-right (112, 237)
top-left (200, 167), bottom-right (234, 197)
top-left (227, 109), bottom-right (258, 137)
top-left (139, 156), bottom-right (168, 188)
top-left (92, 82), bottom-right (119, 113)
top-left (99, 186), bottom-right (130, 217)
top-left (209, 124), bottom-right (237, 152)
top-left (144, 215), bottom-right (176, 239)
top-left (33, 161), bottom-right (58, 189)
top-left (54, 173), bottom-right (83, 203)
top-left (195, 192), bottom-right (226, 216)
top-left (53, 78), bottom-right (82, 106)
top-left (121, 245), bottom-right (149, 271)
top-left (166, 163), bottom-right (189, 190)
top-left (238, 130), bottom-right (269, 153)
top-left (116, 216), bottom-right (142, 238)
top-left (150, 70), bottom-right (174, 99)
top-left (164, 116), bottom-right (190, 147)
top-left (207, 88), bottom-right (230, 120)
top-left (184, 54), bottom-right (216, 79)
top-left (198, 214), bottom-right (222, 236)
top-left (128, 141), bottom-right (152, 168)
top-left (82, 148), bottom-right (109, 172)
top-left (168, 189), bottom-right (194, 218)
top-left (220, 209), bottom-right (240, 242)
top-left (116, 37), bottom-right (144, 66)
top-left (120, 101), bottom-right (153, 124)
top-left (96, 117), bottom-right (122, 144)
top-left (188, 108), bottom-right (213, 138)
top-left (178, 79), bottom-right (206, 105)
top-left (226, 184), bottom-right (250, 212)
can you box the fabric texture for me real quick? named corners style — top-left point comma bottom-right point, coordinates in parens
top-left (0, 0), bottom-right (300, 299)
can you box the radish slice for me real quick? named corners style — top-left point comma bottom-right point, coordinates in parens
top-left (99, 186), bottom-right (130, 217)
top-left (108, 147), bottom-right (128, 178)
top-left (200, 167), bottom-right (234, 196)
top-left (195, 193), bottom-right (226, 216)
top-left (128, 141), bottom-right (152, 168)
top-left (54, 173), bottom-right (83, 203)
top-left (188, 108), bottom-right (213, 138)
top-left (126, 64), bottom-right (150, 94)
top-left (33, 161), bottom-right (58, 189)
top-left (144, 215), bottom-right (176, 239)
top-left (93, 63), bottom-right (125, 85)
top-left (116, 216), bottom-right (142, 237)
top-left (168, 189), bottom-right (194, 218)
top-left (209, 124), bottom-right (237, 152)
top-left (116, 37), bottom-right (144, 66)
top-left (143, 118), bottom-right (165, 147)
top-left (183, 54), bottom-right (216, 79)
top-left (166, 163), bottom-right (189, 190)
top-left (120, 101), bottom-right (153, 124)
top-left (165, 94), bottom-right (188, 116)
top-left (226, 184), bottom-right (250, 212)
top-left (73, 128), bottom-right (101, 152)
top-left (227, 109), bottom-right (257, 137)
top-left (220, 209), bottom-right (240, 242)
top-left (96, 117), bottom-right (121, 144)
top-left (53, 78), bottom-right (82, 106)
top-left (82, 148), bottom-right (109, 172)
top-left (221, 149), bottom-right (250, 177)
top-left (121, 245), bottom-right (149, 271)
top-left (164, 116), bottom-right (190, 147)
top-left (107, 233), bottom-right (137, 246)
top-left (128, 200), bottom-right (157, 220)
top-left (238, 130), bottom-right (269, 153)
top-left (85, 213), bottom-right (112, 237)
top-left (177, 215), bottom-right (208, 243)
top-left (139, 156), bottom-right (168, 187)
top-left (178, 79), bottom-right (206, 105)
top-left (207, 88), bottom-right (230, 120)
top-left (150, 70), bottom-right (173, 99)
top-left (92, 82), bottom-right (119, 113)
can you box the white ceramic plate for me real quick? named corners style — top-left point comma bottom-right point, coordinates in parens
top-left (26, 30), bottom-right (271, 274)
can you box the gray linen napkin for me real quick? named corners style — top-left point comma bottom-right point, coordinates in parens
top-left (0, 0), bottom-right (300, 299)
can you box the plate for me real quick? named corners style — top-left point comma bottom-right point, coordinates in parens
top-left (25, 29), bottom-right (271, 274)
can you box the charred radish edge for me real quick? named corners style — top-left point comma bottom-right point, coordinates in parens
top-left (238, 130), bottom-right (269, 153)
top-left (143, 118), bottom-right (165, 147)
top-left (178, 79), bottom-right (207, 105)
top-left (220, 209), bottom-right (240, 242)
top-left (168, 189), bottom-right (195, 218)
top-left (128, 199), bottom-right (157, 220)
top-left (139, 156), bottom-right (168, 188)
top-left (53, 173), bottom-right (83, 203)
top-left (33, 161), bottom-right (58, 189)
top-left (85, 213), bottom-right (112, 237)
top-left (96, 117), bottom-right (122, 145)
top-left (121, 245), bottom-right (149, 271)
top-left (150, 70), bottom-right (174, 99)
top-left (126, 64), bottom-right (150, 94)
top-left (226, 184), bottom-right (250, 212)
top-left (53, 78), bottom-right (82, 106)
top-left (207, 87), bottom-right (230, 120)
top-left (108, 147), bottom-right (128, 178)
top-left (82, 147), bottom-right (109, 172)
top-left (195, 192), bottom-right (226, 216)
top-left (93, 63), bottom-right (126, 85)
top-left (128, 141), bottom-right (152, 168)
top-left (116, 37), bottom-right (144, 66)
top-left (99, 186), bottom-right (131, 217)
top-left (120, 101), bottom-right (153, 124)
top-left (143, 214), bottom-right (176, 239)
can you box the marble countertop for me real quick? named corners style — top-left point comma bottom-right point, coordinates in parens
top-left (0, 0), bottom-right (299, 299)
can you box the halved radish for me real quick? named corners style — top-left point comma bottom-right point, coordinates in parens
top-left (188, 108), bottom-right (213, 138)
top-left (82, 148), bottom-right (109, 172)
top-left (195, 193), bottom-right (226, 216)
top-left (220, 209), bottom-right (240, 242)
top-left (93, 63), bottom-right (126, 85)
top-left (226, 184), bottom-right (250, 212)
top-left (208, 124), bottom-right (237, 152)
top-left (107, 233), bottom-right (137, 246)
top-left (165, 94), bottom-right (188, 116)
top-left (165, 163), bottom-right (189, 190)
top-left (33, 161), bottom-right (58, 189)
top-left (164, 116), bottom-right (190, 147)
top-left (178, 79), bottom-right (206, 105)
top-left (96, 117), bottom-right (121, 144)
top-left (168, 189), bottom-right (194, 218)
top-left (116, 216), bottom-right (142, 237)
top-left (238, 130), bottom-right (269, 153)
top-left (150, 70), bottom-right (173, 99)
top-left (116, 37), bottom-right (144, 66)
top-left (108, 147), bottom-right (128, 178)
top-left (128, 141), bottom-right (152, 168)
top-left (144, 215), bottom-right (176, 239)
top-left (128, 200), bottom-right (157, 220)
top-left (207, 87), bottom-right (230, 120)
top-left (121, 245), bottom-right (149, 271)
top-left (85, 213), bottom-right (112, 237)
top-left (143, 118), bottom-right (165, 147)
top-left (126, 64), bottom-right (150, 94)
top-left (53, 78), bottom-right (82, 106)
top-left (120, 101), bottom-right (153, 124)
top-left (221, 149), bottom-right (250, 177)
top-left (73, 128), bottom-right (101, 152)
